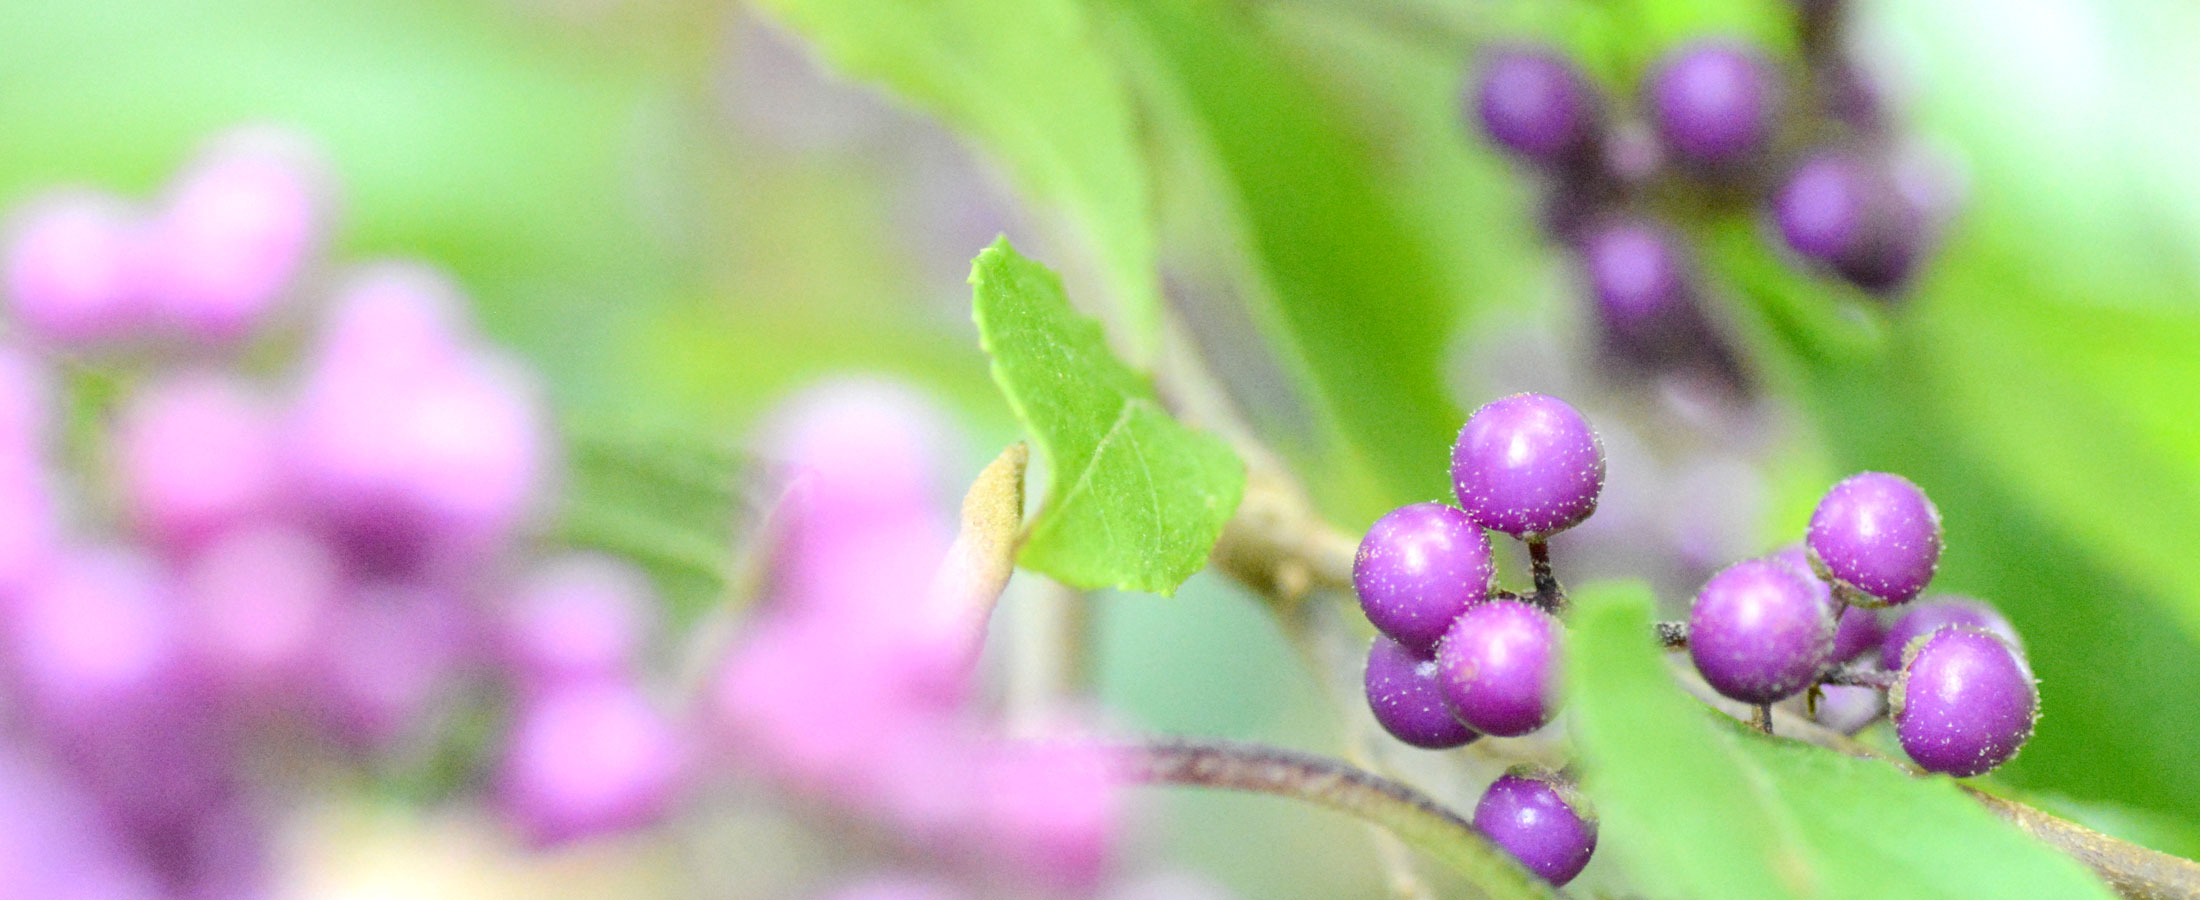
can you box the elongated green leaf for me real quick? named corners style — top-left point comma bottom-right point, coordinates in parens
top-left (1095, 0), bottom-right (1464, 519)
top-left (971, 239), bottom-right (1244, 594)
top-left (1565, 581), bottom-right (2117, 900)
top-left (751, 0), bottom-right (1159, 359)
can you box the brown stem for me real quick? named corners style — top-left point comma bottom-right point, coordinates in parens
top-left (1109, 737), bottom-right (1557, 900)
top-left (1525, 538), bottom-right (1564, 612)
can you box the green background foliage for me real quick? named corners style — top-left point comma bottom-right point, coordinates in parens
top-left (9, 0), bottom-right (2200, 894)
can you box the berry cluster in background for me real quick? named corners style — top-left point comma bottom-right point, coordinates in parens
top-left (1468, 0), bottom-right (1958, 382)
top-left (1353, 391), bottom-right (2038, 885)
top-left (0, 128), bottom-right (698, 898)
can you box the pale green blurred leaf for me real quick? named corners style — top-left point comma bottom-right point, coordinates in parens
top-left (752, 0), bottom-right (1161, 359)
top-left (971, 239), bottom-right (1244, 594)
top-left (1566, 581), bottom-right (2117, 900)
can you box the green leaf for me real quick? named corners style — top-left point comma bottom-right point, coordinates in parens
top-left (1565, 581), bottom-right (2117, 900)
top-left (554, 425), bottom-right (764, 624)
top-left (1094, 0), bottom-right (1466, 519)
top-left (750, 0), bottom-right (1160, 359)
top-left (970, 239), bottom-right (1244, 594)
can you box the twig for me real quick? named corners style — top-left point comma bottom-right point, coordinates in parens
top-left (1109, 736), bottom-right (1558, 900)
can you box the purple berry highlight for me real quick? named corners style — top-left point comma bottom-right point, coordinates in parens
top-left (1364, 636), bottom-right (1480, 750)
top-left (1437, 600), bottom-right (1561, 737)
top-left (1354, 503), bottom-right (1495, 654)
top-left (1892, 626), bottom-right (2037, 777)
top-left (1806, 472), bottom-right (1942, 606)
top-left (1450, 394), bottom-right (1606, 539)
top-left (3, 191), bottom-right (150, 347)
top-left (1771, 151), bottom-right (1925, 292)
top-left (1688, 558), bottom-right (1835, 704)
top-left (1472, 770), bottom-right (1596, 886)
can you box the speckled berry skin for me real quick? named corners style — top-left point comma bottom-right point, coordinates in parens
top-left (1880, 597), bottom-right (2019, 671)
top-left (1451, 394), bottom-right (1605, 539)
top-left (1473, 771), bottom-right (1596, 886)
top-left (1831, 606), bottom-right (1885, 664)
top-left (1364, 637), bottom-right (1480, 750)
top-left (1437, 600), bottom-right (1561, 737)
top-left (1475, 48), bottom-right (1602, 168)
top-left (1688, 558), bottom-right (1835, 704)
top-left (1893, 626), bottom-right (2037, 777)
top-left (1354, 503), bottom-right (1496, 655)
top-left (1806, 472), bottom-right (1942, 606)
top-left (1646, 42), bottom-right (1779, 168)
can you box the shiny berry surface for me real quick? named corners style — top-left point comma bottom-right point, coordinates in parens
top-left (1688, 558), bottom-right (1835, 704)
top-left (1450, 394), bottom-right (1605, 539)
top-left (1475, 48), bottom-right (1602, 167)
top-left (1354, 502), bottom-right (1495, 654)
top-left (1806, 472), bottom-right (1942, 605)
top-left (1364, 636), bottom-right (1479, 750)
top-left (1437, 600), bottom-right (1562, 737)
top-left (1473, 771), bottom-right (1597, 886)
top-left (1893, 626), bottom-right (2037, 777)
top-left (1880, 597), bottom-right (2020, 671)
top-left (1647, 42), bottom-right (1779, 167)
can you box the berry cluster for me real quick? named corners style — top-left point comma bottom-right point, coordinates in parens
top-left (1354, 393), bottom-right (1606, 883)
top-left (1679, 472), bottom-right (2038, 778)
top-left (0, 130), bottom-right (690, 897)
top-left (1467, 1), bottom-right (1956, 376)
top-left (1354, 392), bottom-right (2041, 881)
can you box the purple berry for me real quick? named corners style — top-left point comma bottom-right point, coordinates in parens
top-left (1892, 626), bottom-right (2037, 777)
top-left (1437, 600), bottom-right (1561, 737)
top-left (1578, 218), bottom-right (1705, 360)
top-left (1474, 48), bottom-right (1602, 167)
top-left (496, 678), bottom-right (686, 847)
top-left (1812, 684), bottom-right (1885, 735)
top-left (1831, 605), bottom-right (1885, 665)
top-left (142, 128), bottom-right (331, 343)
top-left (114, 373), bottom-right (280, 553)
top-left (1450, 394), bottom-right (1606, 539)
top-left (3, 191), bottom-right (150, 347)
top-left (1647, 42), bottom-right (1780, 168)
top-left (1770, 151), bottom-right (1925, 292)
top-left (178, 525), bottom-right (341, 701)
top-left (1472, 770), bottom-right (1596, 886)
top-left (1353, 503), bottom-right (1495, 654)
top-left (1364, 636), bottom-right (1480, 750)
top-left (1879, 597), bottom-right (2019, 671)
top-left (1806, 472), bottom-right (1942, 606)
top-left (1688, 558), bottom-right (1835, 704)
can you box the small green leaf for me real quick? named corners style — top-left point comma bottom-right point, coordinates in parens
top-left (1565, 581), bottom-right (2117, 900)
top-left (555, 425), bottom-right (764, 623)
top-left (752, 0), bottom-right (1160, 358)
top-left (971, 239), bottom-right (1244, 594)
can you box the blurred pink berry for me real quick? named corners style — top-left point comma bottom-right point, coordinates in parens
top-left (3, 191), bottom-right (151, 347)
top-left (971, 739), bottom-right (1122, 890)
top-left (4, 548), bottom-right (188, 737)
top-left (177, 525), bottom-right (341, 702)
top-left (496, 678), bottom-right (687, 847)
top-left (114, 373), bottom-right (280, 552)
top-left (500, 554), bottom-right (658, 688)
top-left (142, 128), bottom-right (331, 344)
top-left (309, 584), bottom-right (478, 751)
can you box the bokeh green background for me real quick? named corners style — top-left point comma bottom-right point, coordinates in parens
top-left (9, 0), bottom-right (2200, 894)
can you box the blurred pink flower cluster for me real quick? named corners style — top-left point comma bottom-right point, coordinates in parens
top-left (0, 127), bottom-right (685, 898)
top-left (711, 381), bottom-right (1123, 894)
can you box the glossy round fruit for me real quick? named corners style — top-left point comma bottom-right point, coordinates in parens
top-left (1450, 394), bottom-right (1606, 539)
top-left (1688, 558), bottom-right (1836, 704)
top-left (1364, 637), bottom-right (1480, 750)
top-left (1473, 770), bottom-right (1596, 886)
top-left (1880, 597), bottom-right (2019, 671)
top-left (1474, 48), bottom-right (1602, 167)
top-left (1646, 42), bottom-right (1780, 167)
top-left (1437, 600), bottom-right (1561, 737)
top-left (1892, 626), bottom-right (2037, 777)
top-left (3, 191), bottom-right (148, 346)
top-left (1806, 472), bottom-right (1942, 606)
top-left (1353, 503), bottom-right (1496, 654)
top-left (1831, 605), bottom-right (1885, 664)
